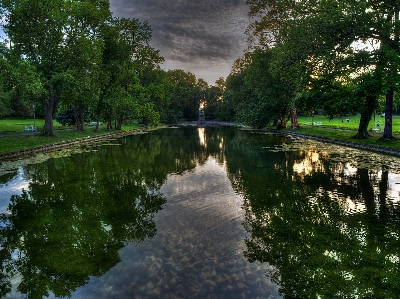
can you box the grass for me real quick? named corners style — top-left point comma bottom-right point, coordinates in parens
top-left (285, 114), bottom-right (400, 151)
top-left (297, 113), bottom-right (400, 132)
top-left (1, 115), bottom-right (400, 155)
top-left (0, 119), bottom-right (64, 134)
top-left (0, 118), bottom-right (141, 154)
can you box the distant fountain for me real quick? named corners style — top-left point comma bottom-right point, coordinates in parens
top-left (198, 109), bottom-right (205, 126)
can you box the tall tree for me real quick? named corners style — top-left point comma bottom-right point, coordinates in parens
top-left (0, 43), bottom-right (45, 118)
top-left (1, 0), bottom-right (112, 135)
top-left (167, 69), bottom-right (201, 122)
top-left (140, 69), bottom-right (174, 123)
top-left (98, 17), bottom-right (163, 130)
top-left (246, 0), bottom-right (400, 139)
top-left (225, 49), bottom-right (294, 128)
top-left (60, 0), bottom-right (110, 131)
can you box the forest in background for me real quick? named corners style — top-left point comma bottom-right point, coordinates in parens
top-left (1, 0), bottom-right (400, 141)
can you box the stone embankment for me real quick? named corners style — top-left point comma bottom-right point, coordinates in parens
top-left (1, 126), bottom-right (400, 162)
top-left (0, 129), bottom-right (146, 162)
top-left (264, 128), bottom-right (400, 157)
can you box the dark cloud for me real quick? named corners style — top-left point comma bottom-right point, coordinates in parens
top-left (109, 0), bottom-right (250, 84)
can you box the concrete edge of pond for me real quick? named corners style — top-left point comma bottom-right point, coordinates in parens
top-left (0, 129), bottom-right (147, 162)
top-left (2, 126), bottom-right (400, 163)
top-left (263, 128), bottom-right (400, 157)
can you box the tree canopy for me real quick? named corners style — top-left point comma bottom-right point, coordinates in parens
top-left (241, 0), bottom-right (400, 137)
top-left (0, 0), bottom-right (169, 133)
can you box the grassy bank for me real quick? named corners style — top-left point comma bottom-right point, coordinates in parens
top-left (2, 115), bottom-right (400, 156)
top-left (297, 114), bottom-right (400, 131)
top-left (0, 119), bottom-right (141, 154)
top-left (282, 114), bottom-right (400, 151)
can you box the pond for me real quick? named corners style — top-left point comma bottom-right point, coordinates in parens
top-left (0, 127), bottom-right (399, 299)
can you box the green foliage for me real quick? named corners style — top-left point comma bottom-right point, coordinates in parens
top-left (0, 136), bottom-right (169, 297)
top-left (0, 0), bottom-right (113, 135)
top-left (0, 54), bottom-right (12, 117)
top-left (203, 85), bottom-right (223, 120)
top-left (296, 80), bottom-right (355, 118)
top-left (139, 69), bottom-right (175, 123)
top-left (55, 108), bottom-right (76, 126)
top-left (0, 1), bottom-right (165, 133)
top-left (245, 0), bottom-right (400, 138)
top-left (166, 69), bottom-right (202, 122)
top-left (139, 102), bottom-right (160, 126)
top-left (225, 49), bottom-right (295, 128)
top-left (97, 17), bottom-right (163, 129)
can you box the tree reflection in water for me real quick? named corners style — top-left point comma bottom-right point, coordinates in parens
top-left (0, 128), bottom-right (209, 298)
top-left (0, 127), bottom-right (399, 298)
top-left (0, 127), bottom-right (239, 298)
top-left (225, 134), bottom-right (400, 298)
top-left (0, 163), bottom-right (166, 298)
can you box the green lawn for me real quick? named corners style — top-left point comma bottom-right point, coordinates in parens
top-left (1, 115), bottom-right (400, 155)
top-left (0, 118), bottom-right (141, 154)
top-left (297, 114), bottom-right (399, 132)
top-left (0, 118), bottom-right (64, 134)
top-left (288, 114), bottom-right (400, 151)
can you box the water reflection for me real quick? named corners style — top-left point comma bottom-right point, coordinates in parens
top-left (224, 134), bottom-right (400, 298)
top-left (0, 127), bottom-right (399, 298)
top-left (0, 151), bottom-right (167, 298)
top-left (72, 158), bottom-right (278, 298)
top-left (0, 130), bottom-right (186, 297)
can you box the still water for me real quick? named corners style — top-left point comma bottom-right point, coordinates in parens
top-left (0, 127), bottom-right (399, 299)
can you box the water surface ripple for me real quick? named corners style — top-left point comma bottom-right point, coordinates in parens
top-left (72, 158), bottom-right (279, 299)
top-left (0, 127), bottom-right (399, 299)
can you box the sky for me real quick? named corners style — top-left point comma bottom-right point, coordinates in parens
top-left (109, 0), bottom-right (250, 85)
top-left (0, 1), bottom-right (250, 85)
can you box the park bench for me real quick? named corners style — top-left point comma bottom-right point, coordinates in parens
top-left (24, 125), bottom-right (37, 132)
top-left (306, 122), bottom-right (322, 126)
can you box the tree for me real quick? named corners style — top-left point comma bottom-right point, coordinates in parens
top-left (0, 46), bottom-right (13, 117)
top-left (0, 44), bottom-right (45, 118)
top-left (200, 77), bottom-right (230, 121)
top-left (246, 0), bottom-right (400, 139)
top-left (203, 85), bottom-right (222, 121)
top-left (393, 92), bottom-right (400, 114)
top-left (352, 72), bottom-right (383, 138)
top-left (167, 69), bottom-right (201, 122)
top-left (140, 69), bottom-right (174, 123)
top-left (97, 17), bottom-right (163, 130)
top-left (225, 49), bottom-right (295, 128)
top-left (213, 77), bottom-right (236, 121)
top-left (1, 0), bottom-right (112, 135)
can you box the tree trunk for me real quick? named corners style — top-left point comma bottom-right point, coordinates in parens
top-left (107, 114), bottom-right (112, 131)
top-left (382, 87), bottom-right (393, 140)
top-left (279, 106), bottom-right (287, 128)
top-left (95, 110), bottom-right (101, 133)
top-left (290, 108), bottom-right (300, 129)
top-left (79, 101), bottom-right (85, 132)
top-left (73, 106), bottom-right (80, 131)
top-left (117, 117), bottom-right (123, 130)
top-left (354, 95), bottom-right (376, 139)
top-left (43, 85), bottom-right (56, 136)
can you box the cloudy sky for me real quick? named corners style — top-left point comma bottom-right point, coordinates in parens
top-left (109, 0), bottom-right (250, 85)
